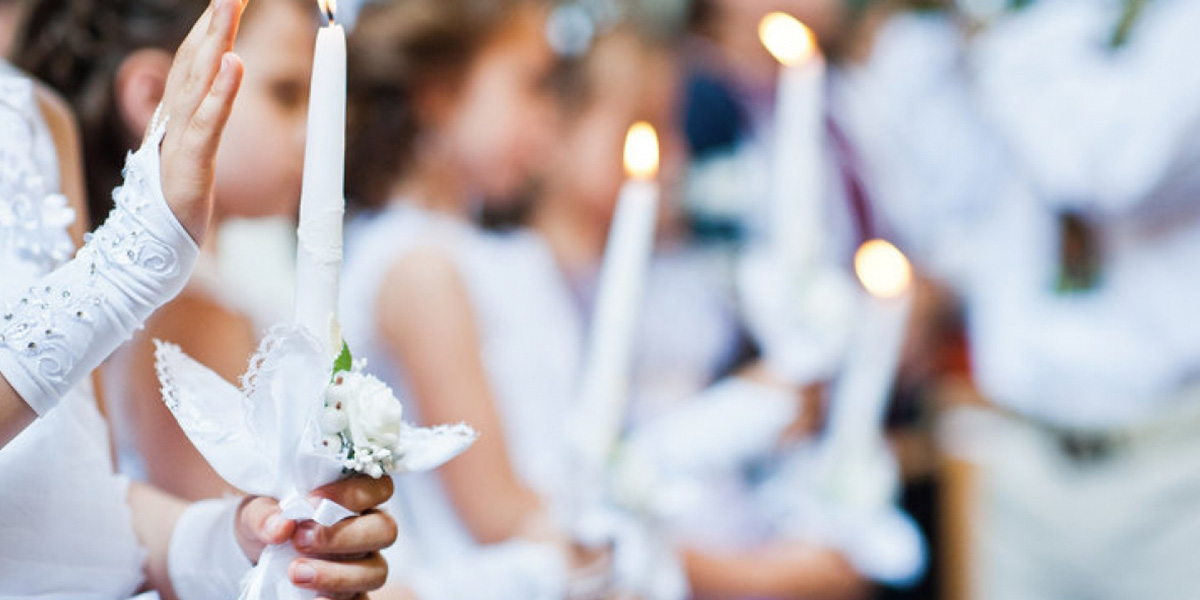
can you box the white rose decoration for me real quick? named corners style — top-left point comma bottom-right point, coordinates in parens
top-left (328, 372), bottom-right (404, 450)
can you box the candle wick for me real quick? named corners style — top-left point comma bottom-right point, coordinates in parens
top-left (323, 7), bottom-right (335, 25)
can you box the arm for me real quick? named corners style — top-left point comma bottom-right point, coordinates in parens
top-left (682, 543), bottom-right (868, 600)
top-left (0, 79), bottom-right (97, 446)
top-left (0, 0), bottom-right (241, 445)
top-left (377, 248), bottom-right (544, 545)
top-left (121, 294), bottom-right (251, 499)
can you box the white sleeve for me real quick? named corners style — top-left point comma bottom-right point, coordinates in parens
top-left (168, 497), bottom-right (253, 600)
top-left (971, 0), bottom-right (1200, 217)
top-left (0, 123), bottom-right (198, 416)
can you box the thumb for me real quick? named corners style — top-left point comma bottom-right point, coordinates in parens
top-left (236, 496), bottom-right (295, 563)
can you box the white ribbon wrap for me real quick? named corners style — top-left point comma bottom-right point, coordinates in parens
top-left (757, 442), bottom-right (927, 586)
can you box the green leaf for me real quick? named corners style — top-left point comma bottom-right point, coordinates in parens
top-left (332, 341), bottom-right (353, 377)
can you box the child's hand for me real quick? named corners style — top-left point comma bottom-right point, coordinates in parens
top-left (157, 0), bottom-right (248, 244)
top-left (237, 476), bottom-right (398, 597)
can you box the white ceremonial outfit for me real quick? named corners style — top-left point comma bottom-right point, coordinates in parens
top-left (0, 66), bottom-right (251, 599)
top-left (833, 4), bottom-right (1200, 598)
top-left (340, 204), bottom-right (580, 600)
top-left (0, 66), bottom-right (147, 599)
top-left (965, 2), bottom-right (1200, 598)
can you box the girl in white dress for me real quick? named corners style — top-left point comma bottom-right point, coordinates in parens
top-left (339, 1), bottom-right (608, 597)
top-left (18, 0), bottom-right (314, 501)
top-left (0, 2), bottom-right (394, 596)
top-left (527, 24), bottom-right (868, 600)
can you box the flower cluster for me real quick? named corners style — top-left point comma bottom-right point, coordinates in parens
top-left (318, 344), bottom-right (406, 478)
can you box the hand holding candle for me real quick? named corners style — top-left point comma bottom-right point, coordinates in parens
top-left (573, 122), bottom-right (661, 466)
top-left (294, 0), bottom-right (346, 357)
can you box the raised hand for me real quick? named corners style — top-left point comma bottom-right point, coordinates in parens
top-left (156, 0), bottom-right (248, 244)
top-left (237, 476), bottom-right (398, 598)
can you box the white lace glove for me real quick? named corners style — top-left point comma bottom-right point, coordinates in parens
top-left (168, 497), bottom-right (252, 600)
top-left (0, 124), bottom-right (198, 415)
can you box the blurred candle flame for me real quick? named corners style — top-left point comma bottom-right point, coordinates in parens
top-left (759, 12), bottom-right (817, 67)
top-left (855, 239), bottom-right (912, 299)
top-left (317, 0), bottom-right (337, 24)
top-left (624, 122), bottom-right (659, 180)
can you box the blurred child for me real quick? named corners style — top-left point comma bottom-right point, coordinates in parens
top-left (18, 0), bottom-right (311, 500)
top-left (529, 24), bottom-right (868, 600)
top-left (339, 0), bottom-right (590, 597)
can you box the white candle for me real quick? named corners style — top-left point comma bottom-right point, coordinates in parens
top-left (294, 0), bottom-right (346, 356)
top-left (759, 12), bottom-right (825, 272)
top-left (573, 122), bottom-right (661, 465)
top-left (826, 240), bottom-right (914, 460)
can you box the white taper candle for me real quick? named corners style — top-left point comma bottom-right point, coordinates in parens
top-left (573, 122), bottom-right (661, 465)
top-left (294, 0), bottom-right (346, 357)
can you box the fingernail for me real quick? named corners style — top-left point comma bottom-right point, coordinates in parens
top-left (292, 561), bottom-right (317, 585)
top-left (266, 514), bottom-right (288, 538)
top-left (296, 524), bottom-right (317, 549)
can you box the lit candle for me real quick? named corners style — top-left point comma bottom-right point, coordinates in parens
top-left (573, 122), bottom-right (661, 464)
top-left (759, 12), bottom-right (824, 272)
top-left (825, 240), bottom-right (914, 458)
top-left (294, 0), bottom-right (346, 357)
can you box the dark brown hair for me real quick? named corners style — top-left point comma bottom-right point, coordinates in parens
top-left (12, 0), bottom-right (300, 228)
top-left (13, 0), bottom-right (209, 228)
top-left (346, 0), bottom-right (539, 208)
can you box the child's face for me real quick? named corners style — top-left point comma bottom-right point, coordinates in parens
top-left (441, 7), bottom-right (557, 204)
top-left (213, 0), bottom-right (313, 219)
top-left (551, 37), bottom-right (685, 224)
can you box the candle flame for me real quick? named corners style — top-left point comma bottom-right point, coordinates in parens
top-left (854, 239), bottom-right (912, 299)
top-left (759, 12), bottom-right (817, 67)
top-left (624, 122), bottom-right (659, 180)
top-left (317, 0), bottom-right (337, 24)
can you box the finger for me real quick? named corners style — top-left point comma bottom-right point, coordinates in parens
top-left (290, 554), bottom-right (389, 595)
top-left (294, 509), bottom-right (398, 558)
top-left (164, 3), bottom-right (215, 104)
top-left (309, 475), bottom-right (394, 514)
top-left (182, 52), bottom-right (243, 164)
top-left (179, 0), bottom-right (247, 121)
top-left (238, 496), bottom-right (295, 550)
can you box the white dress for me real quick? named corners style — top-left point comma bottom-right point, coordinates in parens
top-left (0, 65), bottom-right (146, 599)
top-left (339, 203), bottom-right (581, 598)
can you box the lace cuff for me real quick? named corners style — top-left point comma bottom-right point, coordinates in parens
top-left (168, 497), bottom-right (253, 600)
top-left (0, 123), bottom-right (198, 415)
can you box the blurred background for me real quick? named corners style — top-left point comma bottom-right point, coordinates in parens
top-left (6, 0), bottom-right (1200, 598)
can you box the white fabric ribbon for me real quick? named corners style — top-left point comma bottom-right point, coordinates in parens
top-left (737, 245), bottom-right (861, 385)
top-left (757, 442), bottom-right (927, 586)
top-left (155, 323), bottom-right (476, 600)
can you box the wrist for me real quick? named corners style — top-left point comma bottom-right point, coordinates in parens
top-left (168, 497), bottom-right (252, 600)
